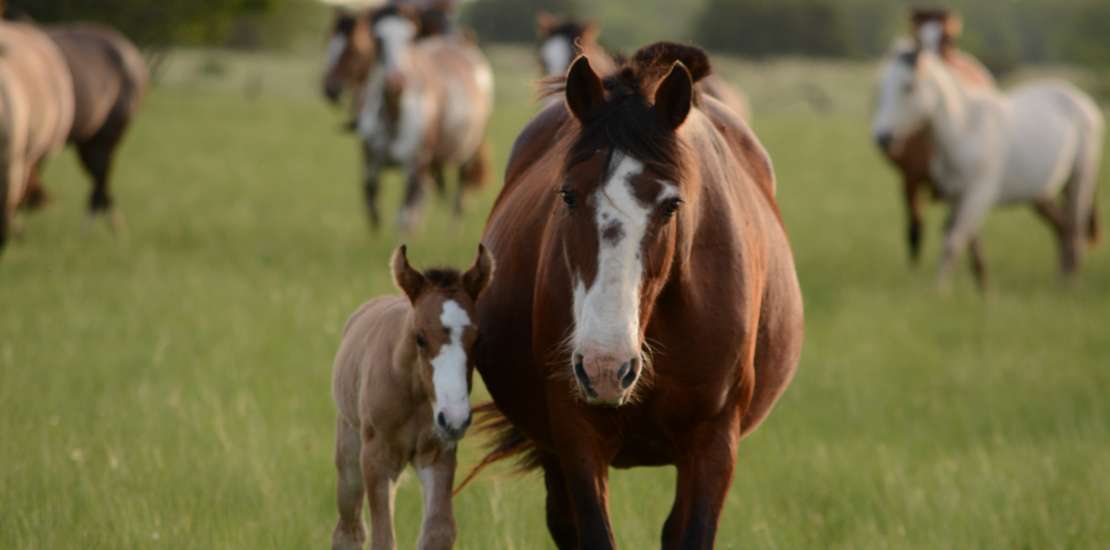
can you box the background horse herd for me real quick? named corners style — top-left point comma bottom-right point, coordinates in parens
top-left (1, 1), bottom-right (1107, 549)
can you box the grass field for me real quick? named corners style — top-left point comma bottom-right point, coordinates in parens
top-left (2, 45), bottom-right (1109, 549)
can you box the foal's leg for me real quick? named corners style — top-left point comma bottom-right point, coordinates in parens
top-left (661, 411), bottom-right (740, 550)
top-left (332, 418), bottom-right (367, 550)
top-left (540, 455), bottom-right (579, 550)
top-left (362, 440), bottom-right (402, 550)
top-left (415, 449), bottom-right (458, 550)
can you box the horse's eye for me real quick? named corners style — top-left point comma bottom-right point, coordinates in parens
top-left (559, 187), bottom-right (577, 209)
top-left (414, 334), bottom-right (428, 349)
top-left (661, 197), bottom-right (683, 218)
top-left (902, 83), bottom-right (914, 94)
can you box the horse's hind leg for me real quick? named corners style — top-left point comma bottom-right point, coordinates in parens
top-left (902, 175), bottom-right (926, 264)
top-left (430, 162), bottom-right (447, 199)
top-left (77, 113), bottom-right (129, 231)
top-left (1062, 124), bottom-right (1104, 275)
top-left (332, 417), bottom-right (366, 550)
top-left (19, 165), bottom-right (48, 210)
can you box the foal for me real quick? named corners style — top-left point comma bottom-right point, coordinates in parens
top-left (331, 244), bottom-right (493, 550)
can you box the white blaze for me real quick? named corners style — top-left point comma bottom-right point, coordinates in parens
top-left (430, 300), bottom-right (470, 426)
top-left (571, 153), bottom-right (677, 360)
top-left (374, 16), bottom-right (416, 72)
top-left (540, 36), bottom-right (573, 76)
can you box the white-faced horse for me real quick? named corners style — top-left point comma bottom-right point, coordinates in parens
top-left (873, 24), bottom-right (1103, 288)
top-left (356, 4), bottom-right (492, 232)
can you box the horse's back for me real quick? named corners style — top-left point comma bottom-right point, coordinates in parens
top-left (418, 36), bottom-right (493, 161)
top-left (332, 296), bottom-right (409, 424)
top-left (48, 23), bottom-right (148, 143)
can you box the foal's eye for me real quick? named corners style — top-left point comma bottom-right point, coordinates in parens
top-left (414, 334), bottom-right (428, 349)
top-left (559, 187), bottom-right (577, 209)
top-left (661, 197), bottom-right (683, 219)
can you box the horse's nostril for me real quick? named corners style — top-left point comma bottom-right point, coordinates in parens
top-left (573, 356), bottom-right (597, 398)
top-left (619, 358), bottom-right (639, 390)
top-left (437, 411), bottom-right (447, 429)
top-left (875, 133), bottom-right (894, 150)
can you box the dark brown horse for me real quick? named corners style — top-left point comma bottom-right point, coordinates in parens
top-left (467, 43), bottom-right (804, 548)
top-left (41, 24), bottom-right (148, 224)
top-left (536, 13), bottom-right (751, 121)
top-left (878, 8), bottom-right (994, 268)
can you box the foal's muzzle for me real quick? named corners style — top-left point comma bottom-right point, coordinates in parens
top-left (436, 410), bottom-right (471, 441)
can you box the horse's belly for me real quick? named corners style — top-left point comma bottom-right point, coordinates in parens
top-left (999, 111), bottom-right (1078, 203)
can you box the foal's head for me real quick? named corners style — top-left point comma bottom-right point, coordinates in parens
top-left (392, 245), bottom-right (494, 441)
top-left (536, 12), bottom-right (599, 76)
top-left (872, 26), bottom-right (946, 154)
top-left (322, 8), bottom-right (374, 102)
top-left (554, 44), bottom-right (707, 406)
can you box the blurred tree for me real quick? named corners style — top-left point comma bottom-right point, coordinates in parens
top-left (461, 0), bottom-right (581, 44)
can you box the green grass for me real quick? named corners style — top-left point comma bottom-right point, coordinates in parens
top-left (2, 46), bottom-right (1108, 549)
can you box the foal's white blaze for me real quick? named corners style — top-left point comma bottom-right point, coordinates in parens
top-left (571, 153), bottom-right (677, 367)
top-left (325, 35), bottom-right (347, 73)
top-left (540, 36), bottom-right (573, 76)
top-left (431, 300), bottom-right (470, 429)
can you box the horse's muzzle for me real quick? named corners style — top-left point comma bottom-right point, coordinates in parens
top-left (874, 132), bottom-right (894, 153)
top-left (573, 352), bottom-right (641, 406)
top-left (436, 410), bottom-right (471, 441)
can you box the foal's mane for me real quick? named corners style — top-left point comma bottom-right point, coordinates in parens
top-left (422, 268), bottom-right (462, 289)
top-left (543, 42), bottom-right (713, 184)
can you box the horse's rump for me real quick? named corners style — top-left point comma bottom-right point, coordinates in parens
top-left (48, 23), bottom-right (148, 143)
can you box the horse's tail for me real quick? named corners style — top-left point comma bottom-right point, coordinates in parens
top-left (458, 141), bottom-right (489, 190)
top-left (452, 401), bottom-right (540, 496)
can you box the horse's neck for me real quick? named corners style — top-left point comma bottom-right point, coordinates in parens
top-left (923, 54), bottom-right (979, 160)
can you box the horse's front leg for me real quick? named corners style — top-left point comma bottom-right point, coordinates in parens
top-left (557, 450), bottom-right (614, 550)
top-left (361, 145), bottom-right (383, 230)
top-left (540, 454), bottom-right (579, 549)
top-left (661, 411), bottom-right (740, 550)
top-left (415, 448), bottom-right (458, 550)
top-left (938, 182), bottom-right (995, 291)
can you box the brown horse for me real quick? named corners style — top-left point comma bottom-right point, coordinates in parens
top-left (0, 20), bottom-right (73, 250)
top-left (536, 13), bottom-right (751, 121)
top-left (350, 5), bottom-right (492, 232)
top-left (39, 24), bottom-right (148, 223)
top-left (322, 0), bottom-right (456, 130)
top-left (331, 244), bottom-right (493, 550)
top-left (877, 8), bottom-right (995, 269)
top-left (467, 43), bottom-right (804, 548)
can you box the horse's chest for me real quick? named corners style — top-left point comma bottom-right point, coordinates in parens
top-left (359, 83), bottom-right (430, 164)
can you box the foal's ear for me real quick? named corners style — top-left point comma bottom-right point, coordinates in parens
top-left (565, 56), bottom-right (605, 123)
top-left (391, 245), bottom-right (426, 302)
top-left (654, 61), bottom-right (694, 131)
top-left (462, 244), bottom-right (495, 301)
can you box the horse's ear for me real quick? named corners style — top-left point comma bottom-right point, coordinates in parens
top-left (945, 14), bottom-right (963, 38)
top-left (462, 244), bottom-right (495, 301)
top-left (536, 11), bottom-right (557, 37)
top-left (653, 61), bottom-right (693, 131)
top-left (565, 56), bottom-right (605, 123)
top-left (391, 245), bottom-right (426, 302)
